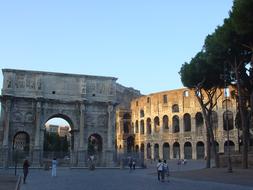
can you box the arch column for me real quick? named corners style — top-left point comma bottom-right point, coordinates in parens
top-left (33, 100), bottom-right (42, 166)
top-left (105, 104), bottom-right (116, 166)
top-left (159, 142), bottom-right (163, 160)
top-left (192, 141), bottom-right (197, 159)
top-left (78, 102), bottom-right (86, 166)
top-left (169, 144), bottom-right (174, 159)
top-left (180, 143), bottom-right (184, 159)
top-left (2, 99), bottom-right (12, 168)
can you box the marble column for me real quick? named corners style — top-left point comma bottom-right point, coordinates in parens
top-left (3, 99), bottom-right (11, 168)
top-left (105, 104), bottom-right (115, 166)
top-left (78, 102), bottom-right (86, 166)
top-left (33, 101), bottom-right (42, 166)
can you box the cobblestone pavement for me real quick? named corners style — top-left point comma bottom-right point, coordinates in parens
top-left (19, 167), bottom-right (253, 190)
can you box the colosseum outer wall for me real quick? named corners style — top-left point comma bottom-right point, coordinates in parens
top-left (128, 87), bottom-right (238, 160)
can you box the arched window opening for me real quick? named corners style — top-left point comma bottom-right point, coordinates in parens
top-left (183, 113), bottom-right (191, 132)
top-left (222, 99), bottom-right (233, 109)
top-left (196, 141), bottom-right (205, 159)
top-left (140, 120), bottom-right (145, 134)
top-left (146, 118), bottom-right (152, 135)
top-left (184, 142), bottom-right (192, 159)
top-left (172, 115), bottom-right (180, 133)
top-left (163, 115), bottom-right (169, 130)
top-left (140, 109), bottom-right (145, 118)
top-left (135, 120), bottom-right (139, 133)
top-left (163, 143), bottom-right (170, 160)
top-left (154, 116), bottom-right (160, 133)
top-left (172, 104), bottom-right (179, 113)
top-left (154, 144), bottom-right (159, 160)
top-left (223, 111), bottom-right (234, 131)
top-left (173, 142), bottom-right (180, 159)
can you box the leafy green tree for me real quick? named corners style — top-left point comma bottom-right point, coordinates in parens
top-left (180, 51), bottom-right (223, 168)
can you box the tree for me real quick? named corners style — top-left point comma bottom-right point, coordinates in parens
top-left (180, 51), bottom-right (223, 168)
top-left (230, 0), bottom-right (253, 168)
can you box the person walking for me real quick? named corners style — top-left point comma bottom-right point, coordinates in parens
top-left (132, 159), bottom-right (136, 170)
top-left (51, 158), bottom-right (57, 177)
top-left (128, 157), bottom-right (133, 172)
top-left (156, 159), bottom-right (163, 182)
top-left (163, 160), bottom-right (170, 182)
top-left (23, 159), bottom-right (30, 184)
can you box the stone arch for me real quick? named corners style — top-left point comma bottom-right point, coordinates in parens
top-left (222, 99), bottom-right (232, 109)
top-left (146, 118), bottom-right (152, 135)
top-left (224, 140), bottom-right (235, 153)
top-left (172, 115), bottom-right (180, 133)
top-left (223, 111), bottom-right (234, 131)
top-left (140, 143), bottom-right (145, 159)
top-left (184, 142), bottom-right (192, 159)
top-left (163, 115), bottom-right (169, 130)
top-left (183, 113), bottom-right (191, 132)
top-left (154, 143), bottom-right (159, 160)
top-left (173, 142), bottom-right (180, 159)
top-left (123, 113), bottom-right (131, 134)
top-left (163, 142), bottom-right (170, 160)
top-left (196, 141), bottom-right (205, 159)
top-left (135, 145), bottom-right (139, 153)
top-left (154, 116), bottom-right (160, 133)
top-left (135, 120), bottom-right (139, 133)
top-left (126, 136), bottom-right (135, 153)
top-left (195, 112), bottom-right (203, 135)
top-left (43, 113), bottom-right (74, 130)
top-left (147, 143), bottom-right (151, 159)
top-left (140, 120), bottom-right (144, 134)
top-left (43, 114), bottom-right (73, 160)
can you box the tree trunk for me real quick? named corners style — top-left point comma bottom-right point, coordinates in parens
top-left (235, 66), bottom-right (249, 169)
top-left (206, 129), bottom-right (211, 168)
top-left (209, 124), bottom-right (220, 168)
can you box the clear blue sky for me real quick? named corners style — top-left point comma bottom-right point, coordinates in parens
top-left (0, 0), bottom-right (233, 95)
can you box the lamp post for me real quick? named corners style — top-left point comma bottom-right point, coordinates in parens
top-left (224, 66), bottom-right (233, 173)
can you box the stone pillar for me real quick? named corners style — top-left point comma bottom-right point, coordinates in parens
top-left (105, 104), bottom-right (115, 166)
top-left (150, 143), bottom-right (154, 160)
top-left (2, 99), bottom-right (11, 168)
top-left (78, 102), bottom-right (86, 166)
top-left (33, 101), bottom-right (42, 166)
top-left (159, 142), bottom-right (163, 160)
top-left (169, 145), bottom-right (174, 159)
top-left (192, 142), bottom-right (197, 159)
top-left (180, 143), bottom-right (184, 159)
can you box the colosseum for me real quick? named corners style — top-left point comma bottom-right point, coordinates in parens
top-left (116, 87), bottom-right (240, 161)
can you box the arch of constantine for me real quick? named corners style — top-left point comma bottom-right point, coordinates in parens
top-left (0, 69), bottom-right (139, 167)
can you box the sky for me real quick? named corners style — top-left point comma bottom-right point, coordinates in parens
top-left (0, 0), bottom-right (233, 96)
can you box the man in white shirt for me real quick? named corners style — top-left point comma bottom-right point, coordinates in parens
top-left (156, 159), bottom-right (163, 181)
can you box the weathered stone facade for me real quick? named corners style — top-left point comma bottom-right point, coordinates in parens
top-left (116, 88), bottom-right (240, 161)
top-left (0, 69), bottom-right (141, 167)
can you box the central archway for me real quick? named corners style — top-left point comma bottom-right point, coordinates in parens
top-left (43, 114), bottom-right (73, 166)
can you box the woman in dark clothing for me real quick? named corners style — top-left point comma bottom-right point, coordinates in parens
top-left (23, 159), bottom-right (30, 184)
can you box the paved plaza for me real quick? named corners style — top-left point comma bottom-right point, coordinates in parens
top-left (5, 160), bottom-right (248, 190)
